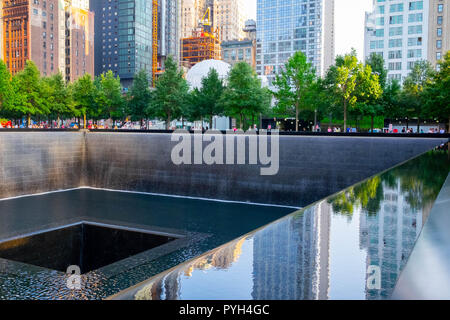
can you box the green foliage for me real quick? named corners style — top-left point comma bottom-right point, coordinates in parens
top-left (12, 61), bottom-right (49, 123)
top-left (423, 52), bottom-right (450, 132)
top-left (72, 73), bottom-right (95, 120)
top-left (0, 60), bottom-right (14, 115)
top-left (42, 73), bottom-right (74, 124)
top-left (272, 51), bottom-right (317, 131)
top-left (220, 62), bottom-right (270, 130)
top-left (148, 56), bottom-right (190, 129)
top-left (127, 70), bottom-right (152, 123)
top-left (190, 68), bottom-right (225, 128)
top-left (100, 71), bottom-right (125, 121)
top-left (326, 52), bottom-right (382, 130)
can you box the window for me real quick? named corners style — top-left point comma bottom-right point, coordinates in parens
top-left (438, 4), bottom-right (443, 13)
top-left (437, 40), bottom-right (442, 49)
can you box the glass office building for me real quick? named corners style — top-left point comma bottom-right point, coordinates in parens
top-left (90, 0), bottom-right (181, 90)
top-left (256, 0), bottom-right (335, 86)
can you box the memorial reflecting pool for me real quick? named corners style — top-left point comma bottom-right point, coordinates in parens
top-left (111, 146), bottom-right (450, 300)
top-left (0, 145), bottom-right (448, 300)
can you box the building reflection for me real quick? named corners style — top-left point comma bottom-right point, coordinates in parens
top-left (252, 200), bottom-right (331, 300)
top-left (131, 149), bottom-right (448, 300)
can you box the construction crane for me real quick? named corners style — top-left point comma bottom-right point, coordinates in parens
top-left (152, 0), bottom-right (158, 87)
top-left (199, 7), bottom-right (212, 28)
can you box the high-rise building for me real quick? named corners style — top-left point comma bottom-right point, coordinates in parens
top-left (213, 0), bottom-right (246, 42)
top-left (181, 0), bottom-right (206, 39)
top-left (90, 0), bottom-right (180, 90)
top-left (256, 0), bottom-right (336, 86)
top-left (0, 0), bottom-right (94, 79)
top-left (364, 0), bottom-right (447, 82)
top-left (0, 0), bottom-right (3, 61)
top-left (427, 0), bottom-right (449, 68)
top-left (61, 0), bottom-right (95, 82)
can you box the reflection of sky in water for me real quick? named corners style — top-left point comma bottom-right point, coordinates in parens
top-left (329, 212), bottom-right (366, 300)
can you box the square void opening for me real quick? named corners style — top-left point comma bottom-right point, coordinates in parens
top-left (0, 223), bottom-right (177, 274)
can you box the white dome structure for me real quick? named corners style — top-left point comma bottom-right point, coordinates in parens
top-left (186, 59), bottom-right (231, 90)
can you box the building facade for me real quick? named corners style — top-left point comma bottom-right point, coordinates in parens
top-left (364, 0), bottom-right (448, 82)
top-left (1, 0), bottom-right (93, 78)
top-left (213, 0), bottom-right (246, 42)
top-left (181, 0), bottom-right (206, 39)
top-left (427, 0), bottom-right (449, 68)
top-left (90, 0), bottom-right (180, 89)
top-left (221, 19), bottom-right (256, 69)
top-left (256, 0), bottom-right (335, 86)
top-left (62, 0), bottom-right (95, 82)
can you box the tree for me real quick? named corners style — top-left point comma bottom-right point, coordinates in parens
top-left (100, 71), bottom-right (125, 123)
top-left (0, 60), bottom-right (14, 116)
top-left (221, 62), bottom-right (270, 130)
top-left (383, 79), bottom-right (402, 119)
top-left (423, 51), bottom-right (450, 132)
top-left (148, 56), bottom-right (189, 130)
top-left (329, 52), bottom-right (382, 131)
top-left (72, 74), bottom-right (95, 128)
top-left (365, 53), bottom-right (388, 90)
top-left (127, 69), bottom-right (152, 127)
top-left (272, 51), bottom-right (317, 131)
top-left (191, 68), bottom-right (225, 129)
top-left (360, 53), bottom-right (387, 131)
top-left (12, 61), bottom-right (49, 126)
top-left (402, 60), bottom-right (435, 132)
top-left (42, 73), bottom-right (73, 127)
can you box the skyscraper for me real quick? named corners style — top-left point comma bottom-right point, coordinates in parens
top-left (181, 0), bottom-right (206, 39)
top-left (256, 0), bottom-right (335, 86)
top-left (90, 0), bottom-right (181, 90)
top-left (364, 0), bottom-right (447, 82)
top-left (213, 0), bottom-right (246, 42)
top-left (1, 0), bottom-right (94, 78)
top-left (62, 0), bottom-right (95, 82)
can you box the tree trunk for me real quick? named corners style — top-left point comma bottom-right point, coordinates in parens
top-left (166, 113), bottom-right (171, 130)
top-left (239, 114), bottom-right (243, 130)
top-left (210, 114), bottom-right (213, 130)
top-left (343, 100), bottom-right (348, 132)
top-left (448, 116), bottom-right (450, 134)
top-left (295, 102), bottom-right (299, 132)
top-left (27, 114), bottom-right (31, 128)
top-left (417, 117), bottom-right (420, 133)
top-left (371, 115), bottom-right (374, 133)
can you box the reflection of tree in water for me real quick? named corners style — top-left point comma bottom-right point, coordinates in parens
top-left (328, 176), bottom-right (383, 218)
top-left (328, 148), bottom-right (449, 218)
top-left (384, 149), bottom-right (449, 211)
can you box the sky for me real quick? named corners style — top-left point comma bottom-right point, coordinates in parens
top-left (244, 0), bottom-right (374, 61)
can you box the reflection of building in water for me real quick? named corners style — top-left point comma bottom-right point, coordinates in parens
top-left (359, 181), bottom-right (426, 299)
top-left (252, 201), bottom-right (331, 300)
top-left (134, 237), bottom-right (246, 300)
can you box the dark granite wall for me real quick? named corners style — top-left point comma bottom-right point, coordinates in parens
top-left (85, 133), bottom-right (447, 207)
top-left (0, 131), bottom-right (445, 206)
top-left (0, 132), bottom-right (86, 199)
